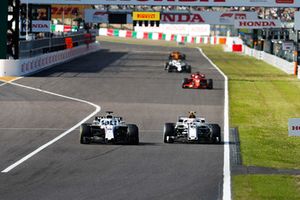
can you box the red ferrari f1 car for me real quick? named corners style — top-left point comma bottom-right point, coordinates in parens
top-left (182, 72), bottom-right (213, 89)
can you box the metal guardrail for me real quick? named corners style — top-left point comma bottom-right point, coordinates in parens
top-left (19, 33), bottom-right (96, 58)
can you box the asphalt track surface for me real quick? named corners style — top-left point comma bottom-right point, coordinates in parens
top-left (0, 42), bottom-right (225, 200)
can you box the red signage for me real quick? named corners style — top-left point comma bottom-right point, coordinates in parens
top-left (276, 0), bottom-right (294, 3)
top-left (65, 37), bottom-right (73, 49)
top-left (33, 24), bottom-right (49, 29)
top-left (63, 25), bottom-right (72, 32)
top-left (162, 13), bottom-right (205, 23)
top-left (220, 13), bottom-right (246, 19)
top-left (239, 21), bottom-right (276, 27)
top-left (234, 20), bottom-right (281, 29)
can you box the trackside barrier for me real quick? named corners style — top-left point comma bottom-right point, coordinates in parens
top-left (99, 28), bottom-right (227, 45)
top-left (243, 45), bottom-right (294, 74)
top-left (0, 43), bottom-right (101, 76)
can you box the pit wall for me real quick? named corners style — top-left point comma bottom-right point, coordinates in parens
top-left (0, 43), bottom-right (100, 77)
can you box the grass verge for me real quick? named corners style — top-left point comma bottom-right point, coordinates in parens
top-left (200, 45), bottom-right (300, 199)
top-left (233, 175), bottom-right (300, 200)
top-left (201, 45), bottom-right (300, 169)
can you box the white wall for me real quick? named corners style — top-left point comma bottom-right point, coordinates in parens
top-left (0, 43), bottom-right (101, 77)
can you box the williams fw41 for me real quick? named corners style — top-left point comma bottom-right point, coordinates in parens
top-left (165, 51), bottom-right (191, 73)
top-left (182, 72), bottom-right (213, 89)
top-left (163, 112), bottom-right (221, 144)
top-left (80, 111), bottom-right (139, 145)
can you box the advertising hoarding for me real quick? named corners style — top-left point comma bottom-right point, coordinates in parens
top-left (51, 5), bottom-right (90, 19)
top-left (132, 12), bottom-right (160, 21)
top-left (22, 0), bottom-right (300, 7)
top-left (85, 10), bottom-right (109, 23)
top-left (288, 118), bottom-right (300, 136)
top-left (234, 20), bottom-right (282, 29)
top-left (85, 10), bottom-right (257, 25)
top-left (134, 24), bottom-right (210, 36)
top-left (162, 11), bottom-right (257, 25)
top-left (32, 20), bottom-right (51, 32)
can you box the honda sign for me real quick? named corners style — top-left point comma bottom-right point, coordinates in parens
top-left (32, 20), bottom-right (51, 32)
top-left (234, 20), bottom-right (282, 29)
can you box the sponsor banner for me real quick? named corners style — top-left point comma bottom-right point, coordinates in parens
top-left (52, 5), bottom-right (90, 18)
top-left (282, 41), bottom-right (294, 51)
top-left (32, 20), bottom-right (51, 32)
top-left (234, 20), bottom-right (282, 29)
top-left (288, 118), bottom-right (300, 136)
top-left (22, 0), bottom-right (300, 8)
top-left (132, 12), bottom-right (160, 21)
top-left (295, 12), bottom-right (300, 30)
top-left (161, 11), bottom-right (257, 25)
top-left (21, 0), bottom-right (300, 7)
top-left (134, 24), bottom-right (210, 36)
top-left (86, 10), bottom-right (257, 25)
top-left (51, 24), bottom-right (78, 32)
top-left (85, 9), bottom-right (108, 23)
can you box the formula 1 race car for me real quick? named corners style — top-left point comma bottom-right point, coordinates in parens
top-left (163, 111), bottom-right (221, 144)
top-left (165, 52), bottom-right (191, 73)
top-left (169, 51), bottom-right (186, 60)
top-left (80, 111), bottom-right (139, 145)
top-left (182, 72), bottom-right (213, 89)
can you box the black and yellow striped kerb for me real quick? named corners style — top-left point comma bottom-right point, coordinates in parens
top-left (132, 12), bottom-right (160, 21)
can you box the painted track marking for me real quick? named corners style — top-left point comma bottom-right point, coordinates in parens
top-left (197, 48), bottom-right (231, 200)
top-left (1, 81), bottom-right (101, 173)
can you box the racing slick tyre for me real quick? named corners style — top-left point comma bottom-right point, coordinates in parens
top-left (207, 79), bottom-right (213, 89)
top-left (165, 62), bottom-right (169, 71)
top-left (182, 78), bottom-right (189, 88)
top-left (164, 123), bottom-right (175, 143)
top-left (186, 65), bottom-right (192, 73)
top-left (167, 65), bottom-right (173, 73)
top-left (211, 124), bottom-right (221, 144)
top-left (127, 124), bottom-right (139, 145)
top-left (80, 123), bottom-right (92, 144)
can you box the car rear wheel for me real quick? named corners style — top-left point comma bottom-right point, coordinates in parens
top-left (164, 123), bottom-right (175, 143)
top-left (186, 65), bottom-right (191, 73)
top-left (80, 123), bottom-right (92, 144)
top-left (211, 124), bottom-right (221, 144)
top-left (207, 79), bottom-right (213, 89)
top-left (127, 124), bottom-right (139, 145)
top-left (182, 78), bottom-right (189, 88)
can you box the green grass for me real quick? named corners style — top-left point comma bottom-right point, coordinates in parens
top-left (233, 175), bottom-right (300, 200)
top-left (201, 45), bottom-right (300, 169)
top-left (201, 45), bottom-right (300, 200)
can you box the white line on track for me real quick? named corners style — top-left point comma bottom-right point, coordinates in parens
top-left (197, 48), bottom-right (231, 200)
top-left (0, 82), bottom-right (7, 87)
top-left (1, 81), bottom-right (101, 173)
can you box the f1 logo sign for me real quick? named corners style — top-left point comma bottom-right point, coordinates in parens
top-left (276, 0), bottom-right (294, 3)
